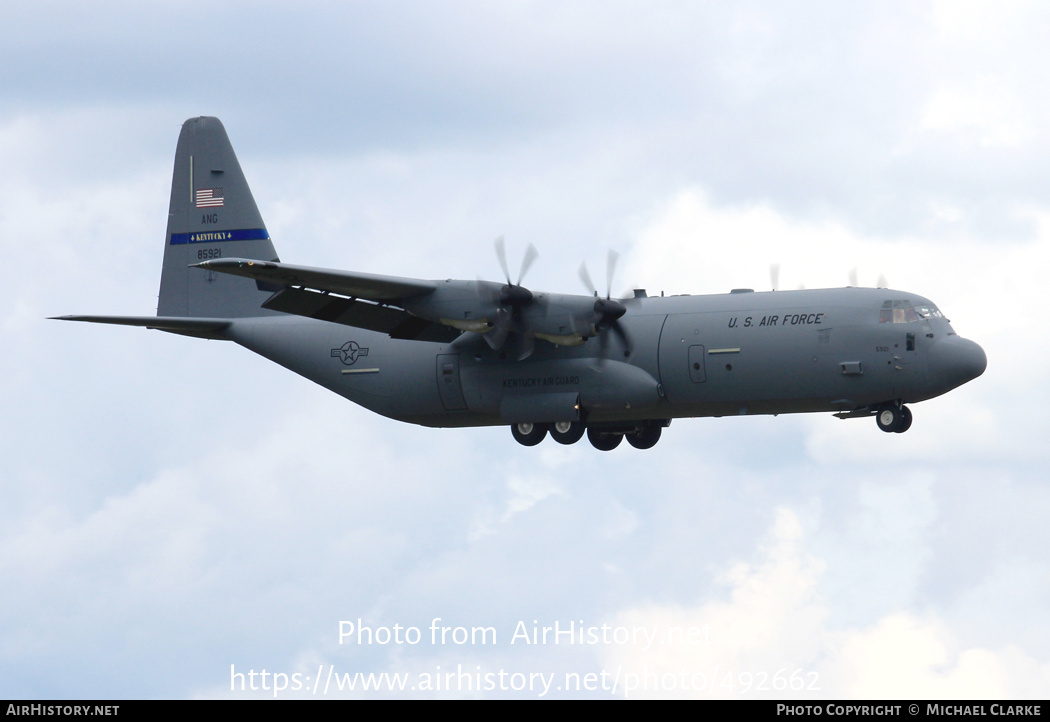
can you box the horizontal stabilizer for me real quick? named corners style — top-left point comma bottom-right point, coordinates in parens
top-left (51, 315), bottom-right (231, 340)
top-left (194, 258), bottom-right (437, 302)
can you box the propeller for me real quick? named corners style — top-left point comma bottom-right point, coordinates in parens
top-left (483, 236), bottom-right (539, 358)
top-left (495, 235), bottom-right (538, 292)
top-left (770, 263), bottom-right (780, 292)
top-left (578, 250), bottom-right (632, 361)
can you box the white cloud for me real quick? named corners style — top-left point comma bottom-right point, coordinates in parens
top-left (601, 508), bottom-right (1050, 699)
top-left (920, 74), bottom-right (1034, 148)
top-left (834, 614), bottom-right (1050, 699)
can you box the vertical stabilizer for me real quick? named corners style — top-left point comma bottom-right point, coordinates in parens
top-left (157, 116), bottom-right (280, 318)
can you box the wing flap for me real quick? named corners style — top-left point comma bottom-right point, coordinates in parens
top-left (261, 287), bottom-right (460, 342)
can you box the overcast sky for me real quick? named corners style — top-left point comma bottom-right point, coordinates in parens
top-left (3, 0), bottom-right (1048, 699)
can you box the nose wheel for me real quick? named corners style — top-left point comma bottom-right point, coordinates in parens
top-left (876, 404), bottom-right (912, 433)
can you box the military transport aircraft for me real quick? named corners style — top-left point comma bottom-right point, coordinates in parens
top-left (55, 117), bottom-right (987, 450)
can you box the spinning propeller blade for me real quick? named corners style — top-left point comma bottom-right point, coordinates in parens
top-left (486, 236), bottom-right (540, 357)
top-left (579, 250), bottom-right (632, 362)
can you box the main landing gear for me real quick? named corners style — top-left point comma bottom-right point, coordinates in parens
top-left (550, 420), bottom-right (586, 445)
top-left (510, 421), bottom-right (666, 450)
top-left (876, 404), bottom-right (913, 433)
top-left (510, 422), bottom-right (547, 446)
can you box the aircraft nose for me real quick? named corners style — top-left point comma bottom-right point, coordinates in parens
top-left (928, 336), bottom-right (987, 392)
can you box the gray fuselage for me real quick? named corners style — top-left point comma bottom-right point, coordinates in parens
top-left (227, 286), bottom-right (986, 429)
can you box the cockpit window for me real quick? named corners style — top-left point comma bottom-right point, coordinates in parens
top-left (914, 305), bottom-right (944, 319)
top-left (879, 300), bottom-right (943, 323)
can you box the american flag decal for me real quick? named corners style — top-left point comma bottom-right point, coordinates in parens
top-left (195, 188), bottom-right (224, 208)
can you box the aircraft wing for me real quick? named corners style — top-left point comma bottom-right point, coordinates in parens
top-left (193, 258), bottom-right (437, 300)
top-left (194, 258), bottom-right (461, 342)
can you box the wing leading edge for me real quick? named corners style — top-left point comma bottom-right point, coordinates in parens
top-left (193, 258), bottom-right (437, 300)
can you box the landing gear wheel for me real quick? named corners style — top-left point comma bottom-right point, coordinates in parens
top-left (876, 405), bottom-right (908, 433)
top-left (894, 405), bottom-right (913, 433)
top-left (550, 420), bottom-right (585, 445)
top-left (626, 423), bottom-right (662, 449)
top-left (587, 427), bottom-right (623, 451)
top-left (511, 422), bottom-right (547, 446)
